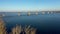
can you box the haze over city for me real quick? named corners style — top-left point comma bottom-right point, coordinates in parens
top-left (0, 0), bottom-right (60, 12)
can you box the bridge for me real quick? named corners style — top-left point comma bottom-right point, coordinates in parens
top-left (0, 11), bottom-right (53, 18)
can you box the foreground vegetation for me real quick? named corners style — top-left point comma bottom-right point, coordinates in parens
top-left (0, 19), bottom-right (36, 34)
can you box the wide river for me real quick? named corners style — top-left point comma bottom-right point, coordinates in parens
top-left (2, 12), bottom-right (60, 34)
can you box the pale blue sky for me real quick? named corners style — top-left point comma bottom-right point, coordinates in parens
top-left (0, 0), bottom-right (60, 11)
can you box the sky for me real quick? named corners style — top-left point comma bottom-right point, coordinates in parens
top-left (0, 0), bottom-right (60, 11)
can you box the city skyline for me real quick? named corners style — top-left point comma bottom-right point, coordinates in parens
top-left (0, 0), bottom-right (60, 12)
